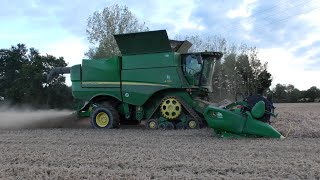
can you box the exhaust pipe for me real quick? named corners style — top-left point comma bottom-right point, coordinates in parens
top-left (47, 67), bottom-right (71, 82)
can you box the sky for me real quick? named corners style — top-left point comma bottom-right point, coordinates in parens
top-left (0, 0), bottom-right (319, 90)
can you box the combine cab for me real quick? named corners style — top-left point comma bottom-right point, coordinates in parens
top-left (48, 30), bottom-right (283, 138)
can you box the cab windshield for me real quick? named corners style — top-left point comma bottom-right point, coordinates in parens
top-left (182, 54), bottom-right (216, 91)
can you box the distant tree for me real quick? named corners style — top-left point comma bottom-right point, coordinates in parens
top-left (305, 86), bottom-right (320, 102)
top-left (0, 44), bottom-right (29, 103)
top-left (271, 84), bottom-right (315, 103)
top-left (178, 35), bottom-right (227, 53)
top-left (256, 69), bottom-right (272, 94)
top-left (0, 44), bottom-right (73, 109)
top-left (236, 53), bottom-right (252, 95)
top-left (86, 4), bottom-right (149, 59)
top-left (273, 84), bottom-right (287, 102)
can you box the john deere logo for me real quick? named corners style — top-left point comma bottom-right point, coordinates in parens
top-left (217, 112), bottom-right (223, 118)
top-left (212, 112), bottom-right (223, 119)
top-left (165, 75), bottom-right (172, 83)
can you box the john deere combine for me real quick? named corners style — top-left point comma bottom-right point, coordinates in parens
top-left (48, 30), bottom-right (283, 138)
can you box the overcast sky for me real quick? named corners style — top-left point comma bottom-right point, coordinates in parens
top-left (1, 0), bottom-right (319, 90)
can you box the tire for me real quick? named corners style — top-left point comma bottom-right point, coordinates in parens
top-left (90, 103), bottom-right (120, 129)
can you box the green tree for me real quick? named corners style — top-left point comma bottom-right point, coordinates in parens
top-left (86, 4), bottom-right (149, 59)
top-left (0, 44), bottom-right (73, 109)
top-left (236, 53), bottom-right (252, 95)
top-left (286, 84), bottom-right (301, 102)
top-left (273, 84), bottom-right (287, 102)
top-left (0, 44), bottom-right (29, 103)
top-left (305, 86), bottom-right (320, 101)
top-left (256, 70), bottom-right (272, 94)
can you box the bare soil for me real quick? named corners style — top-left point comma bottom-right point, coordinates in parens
top-left (0, 103), bottom-right (319, 179)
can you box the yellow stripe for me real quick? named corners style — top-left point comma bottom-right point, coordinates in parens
top-left (122, 82), bottom-right (170, 87)
top-left (81, 81), bottom-right (169, 87)
top-left (82, 82), bottom-right (120, 85)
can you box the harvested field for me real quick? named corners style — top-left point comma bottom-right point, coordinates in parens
top-left (0, 103), bottom-right (320, 179)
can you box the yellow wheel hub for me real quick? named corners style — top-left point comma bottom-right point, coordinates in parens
top-left (95, 112), bottom-right (110, 127)
top-left (160, 97), bottom-right (182, 120)
top-left (149, 121), bottom-right (156, 129)
top-left (188, 120), bottom-right (197, 129)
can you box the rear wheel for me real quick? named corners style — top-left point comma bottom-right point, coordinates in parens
top-left (91, 103), bottom-right (120, 129)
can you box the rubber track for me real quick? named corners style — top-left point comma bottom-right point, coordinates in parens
top-left (146, 96), bottom-right (204, 128)
top-left (146, 100), bottom-right (163, 120)
top-left (174, 96), bottom-right (204, 128)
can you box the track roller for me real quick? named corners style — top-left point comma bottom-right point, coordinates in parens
top-left (146, 119), bottom-right (158, 130)
top-left (186, 119), bottom-right (200, 129)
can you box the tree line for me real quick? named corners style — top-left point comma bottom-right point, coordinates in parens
top-left (0, 44), bottom-right (73, 109)
top-left (272, 84), bottom-right (320, 103)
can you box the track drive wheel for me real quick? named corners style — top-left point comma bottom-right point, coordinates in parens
top-left (91, 103), bottom-right (120, 129)
top-left (146, 119), bottom-right (158, 130)
top-left (186, 119), bottom-right (200, 129)
top-left (160, 97), bottom-right (182, 120)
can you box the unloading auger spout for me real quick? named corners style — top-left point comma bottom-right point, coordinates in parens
top-left (47, 67), bottom-right (71, 82)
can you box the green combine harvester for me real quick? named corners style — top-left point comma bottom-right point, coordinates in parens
top-left (47, 30), bottom-right (283, 138)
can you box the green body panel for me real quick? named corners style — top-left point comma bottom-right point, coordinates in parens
top-left (71, 82), bottom-right (122, 102)
top-left (242, 112), bottom-right (282, 138)
top-left (81, 57), bottom-right (120, 88)
top-left (121, 84), bottom-right (168, 106)
top-left (251, 101), bottom-right (265, 119)
top-left (121, 67), bottom-right (182, 105)
top-left (204, 105), bottom-right (245, 134)
top-left (70, 65), bottom-right (81, 81)
top-left (71, 57), bottom-right (122, 103)
top-left (122, 52), bottom-right (176, 69)
top-left (120, 52), bottom-right (187, 105)
top-left (114, 30), bottom-right (172, 55)
top-left (204, 101), bottom-right (283, 138)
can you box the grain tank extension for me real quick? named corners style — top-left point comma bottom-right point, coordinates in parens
top-left (48, 30), bottom-right (283, 138)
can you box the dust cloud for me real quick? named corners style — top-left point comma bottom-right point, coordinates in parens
top-left (0, 106), bottom-right (77, 129)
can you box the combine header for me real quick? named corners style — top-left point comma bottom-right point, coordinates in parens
top-left (48, 30), bottom-right (283, 138)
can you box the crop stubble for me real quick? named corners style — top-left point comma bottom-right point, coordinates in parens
top-left (0, 103), bottom-right (319, 179)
